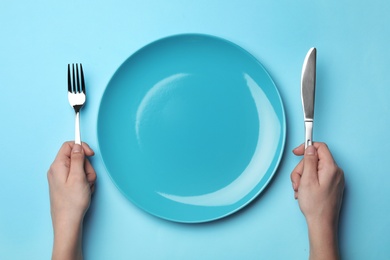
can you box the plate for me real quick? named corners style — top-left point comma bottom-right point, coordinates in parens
top-left (97, 34), bottom-right (286, 223)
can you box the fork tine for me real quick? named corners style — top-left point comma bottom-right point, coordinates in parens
top-left (72, 64), bottom-right (76, 93)
top-left (80, 64), bottom-right (85, 94)
top-left (68, 63), bottom-right (85, 94)
top-left (67, 64), bottom-right (72, 92)
top-left (76, 64), bottom-right (80, 93)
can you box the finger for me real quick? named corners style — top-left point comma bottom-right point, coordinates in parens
top-left (291, 172), bottom-right (301, 200)
top-left (290, 160), bottom-right (303, 191)
top-left (48, 142), bottom-right (73, 182)
top-left (291, 172), bottom-right (301, 191)
top-left (292, 143), bottom-right (305, 156)
top-left (293, 142), bottom-right (329, 156)
top-left (85, 159), bottom-right (97, 187)
top-left (81, 142), bottom-right (95, 157)
top-left (53, 142), bottom-right (73, 164)
top-left (301, 145), bottom-right (319, 184)
top-left (57, 141), bottom-right (94, 157)
top-left (315, 142), bottom-right (336, 166)
top-left (68, 144), bottom-right (87, 181)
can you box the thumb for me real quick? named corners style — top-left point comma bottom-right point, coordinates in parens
top-left (69, 143), bottom-right (86, 179)
top-left (302, 145), bottom-right (319, 183)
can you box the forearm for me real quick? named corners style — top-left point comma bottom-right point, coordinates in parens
top-left (307, 221), bottom-right (340, 260)
top-left (52, 217), bottom-right (84, 260)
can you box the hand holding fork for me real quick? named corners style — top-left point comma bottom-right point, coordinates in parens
top-left (68, 64), bottom-right (86, 145)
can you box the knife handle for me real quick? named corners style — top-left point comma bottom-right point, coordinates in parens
top-left (304, 121), bottom-right (313, 149)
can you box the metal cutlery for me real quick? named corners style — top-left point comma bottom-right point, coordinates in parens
top-left (301, 48), bottom-right (317, 148)
top-left (68, 63), bottom-right (86, 145)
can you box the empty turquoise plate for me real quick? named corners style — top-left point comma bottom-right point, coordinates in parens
top-left (97, 34), bottom-right (286, 223)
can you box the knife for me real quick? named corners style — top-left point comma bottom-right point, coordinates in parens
top-left (301, 47), bottom-right (317, 149)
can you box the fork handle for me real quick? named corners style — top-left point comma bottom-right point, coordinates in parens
top-left (75, 111), bottom-right (81, 145)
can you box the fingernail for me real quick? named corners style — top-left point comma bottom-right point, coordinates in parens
top-left (305, 145), bottom-right (315, 155)
top-left (73, 144), bottom-right (82, 153)
top-left (292, 182), bottom-right (296, 190)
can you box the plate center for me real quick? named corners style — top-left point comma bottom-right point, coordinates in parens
top-left (134, 73), bottom-right (259, 196)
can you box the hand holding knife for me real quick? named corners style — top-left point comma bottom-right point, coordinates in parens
top-left (301, 48), bottom-right (317, 148)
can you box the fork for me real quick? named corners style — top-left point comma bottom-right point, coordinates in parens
top-left (68, 63), bottom-right (86, 145)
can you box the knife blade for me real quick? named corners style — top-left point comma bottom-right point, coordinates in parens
top-left (301, 47), bottom-right (317, 148)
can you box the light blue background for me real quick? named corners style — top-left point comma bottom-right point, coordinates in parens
top-left (0, 0), bottom-right (389, 259)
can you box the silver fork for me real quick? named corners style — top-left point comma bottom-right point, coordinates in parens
top-left (68, 63), bottom-right (86, 145)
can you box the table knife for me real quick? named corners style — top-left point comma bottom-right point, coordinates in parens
top-left (301, 47), bottom-right (317, 148)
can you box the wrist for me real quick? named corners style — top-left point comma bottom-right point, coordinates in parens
top-left (53, 215), bottom-right (83, 235)
top-left (51, 207), bottom-right (85, 228)
top-left (306, 219), bottom-right (340, 260)
top-left (52, 216), bottom-right (84, 260)
top-left (306, 214), bottom-right (338, 232)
